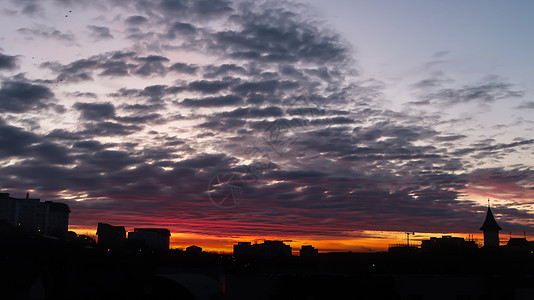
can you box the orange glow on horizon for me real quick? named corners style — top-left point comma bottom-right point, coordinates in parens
top-left (69, 226), bottom-right (507, 254)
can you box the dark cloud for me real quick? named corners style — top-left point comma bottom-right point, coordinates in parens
top-left (66, 91), bottom-right (98, 98)
top-left (87, 25), bottom-right (114, 40)
top-left (99, 60), bottom-right (135, 77)
top-left (86, 150), bottom-right (141, 171)
top-left (0, 122), bottom-right (40, 158)
top-left (18, 26), bottom-right (76, 42)
top-left (166, 22), bottom-right (197, 38)
top-left (181, 95), bottom-right (243, 107)
top-left (125, 15), bottom-right (148, 25)
top-left (209, 3), bottom-right (349, 65)
top-left (191, 0), bottom-right (233, 16)
top-left (0, 53), bottom-right (18, 70)
top-left (434, 135), bottom-right (466, 142)
top-left (217, 106), bottom-right (283, 118)
top-left (177, 153), bottom-right (234, 169)
top-left (232, 80), bottom-right (281, 94)
top-left (169, 62), bottom-right (198, 74)
top-left (0, 81), bottom-right (54, 113)
top-left (188, 80), bottom-right (232, 94)
top-left (13, 0), bottom-right (43, 15)
top-left (479, 139), bottom-right (534, 152)
top-left (46, 129), bottom-right (83, 141)
top-left (30, 142), bottom-right (73, 165)
top-left (199, 119), bottom-right (246, 131)
top-left (81, 122), bottom-right (142, 136)
top-left (203, 64), bottom-right (246, 78)
top-left (466, 168), bottom-right (534, 202)
top-left (516, 101), bottom-right (534, 109)
top-left (134, 55), bottom-right (169, 76)
top-left (412, 77), bottom-right (523, 106)
top-left (74, 102), bottom-right (116, 120)
top-left (41, 52), bottom-right (171, 82)
top-left (160, 0), bottom-right (188, 13)
top-left (73, 140), bottom-right (105, 151)
top-left (114, 113), bottom-right (162, 124)
top-left (41, 59), bottom-right (99, 82)
top-left (452, 139), bottom-right (534, 156)
top-left (2, 0), bottom-right (532, 242)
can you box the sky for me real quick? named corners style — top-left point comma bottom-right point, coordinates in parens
top-left (1, 0), bottom-right (533, 252)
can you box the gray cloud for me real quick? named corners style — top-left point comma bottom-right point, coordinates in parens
top-left (74, 102), bottom-right (116, 120)
top-left (169, 62), bottom-right (198, 74)
top-left (0, 122), bottom-right (40, 158)
top-left (0, 53), bottom-right (18, 70)
top-left (188, 80), bottom-right (232, 94)
top-left (412, 76), bottom-right (523, 106)
top-left (0, 81), bottom-right (54, 113)
top-left (18, 26), bottom-right (76, 42)
top-left (1, 0), bottom-right (532, 240)
top-left (181, 95), bottom-right (243, 107)
top-left (87, 25), bottom-right (114, 40)
top-left (516, 101), bottom-right (534, 110)
top-left (166, 22), bottom-right (197, 38)
top-left (125, 15), bottom-right (148, 25)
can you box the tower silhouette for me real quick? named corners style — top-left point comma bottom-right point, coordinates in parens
top-left (479, 200), bottom-right (502, 247)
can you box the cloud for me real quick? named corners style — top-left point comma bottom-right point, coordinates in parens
top-left (18, 26), bottom-right (76, 42)
top-left (87, 25), bottom-right (114, 40)
top-left (0, 80), bottom-right (54, 113)
top-left (0, 122), bottom-right (40, 158)
top-left (1, 0), bottom-right (532, 242)
top-left (181, 95), bottom-right (243, 107)
top-left (81, 122), bottom-right (143, 136)
top-left (166, 22), bottom-right (197, 38)
top-left (217, 106), bottom-right (284, 118)
top-left (0, 52), bottom-right (18, 70)
top-left (74, 102), bottom-right (116, 120)
top-left (188, 80), bottom-right (232, 94)
top-left (516, 101), bottom-right (534, 110)
top-left (125, 15), bottom-right (148, 25)
top-left (411, 76), bottom-right (523, 106)
top-left (203, 64), bottom-right (246, 78)
top-left (452, 139), bottom-right (534, 156)
top-left (12, 0), bottom-right (43, 16)
top-left (134, 55), bottom-right (169, 76)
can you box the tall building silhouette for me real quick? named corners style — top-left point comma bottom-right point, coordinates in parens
top-left (479, 203), bottom-right (502, 247)
top-left (96, 222), bottom-right (126, 249)
top-left (128, 228), bottom-right (170, 251)
top-left (0, 192), bottom-right (70, 239)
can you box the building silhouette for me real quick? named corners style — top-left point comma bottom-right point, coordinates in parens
top-left (0, 192), bottom-right (70, 239)
top-left (234, 240), bottom-right (292, 259)
top-left (505, 237), bottom-right (531, 254)
top-left (128, 228), bottom-right (170, 251)
top-left (420, 235), bottom-right (477, 253)
top-left (96, 222), bottom-right (126, 249)
top-left (299, 245), bottom-right (318, 257)
top-left (480, 204), bottom-right (502, 247)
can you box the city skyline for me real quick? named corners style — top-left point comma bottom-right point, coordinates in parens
top-left (1, 0), bottom-right (534, 253)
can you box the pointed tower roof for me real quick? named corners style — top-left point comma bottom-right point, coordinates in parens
top-left (479, 206), bottom-right (502, 231)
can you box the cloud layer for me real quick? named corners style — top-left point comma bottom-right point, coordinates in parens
top-left (0, 0), bottom-right (533, 245)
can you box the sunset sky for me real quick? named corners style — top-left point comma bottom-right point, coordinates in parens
top-left (1, 0), bottom-right (533, 253)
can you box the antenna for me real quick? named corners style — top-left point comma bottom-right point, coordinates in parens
top-left (406, 232), bottom-right (415, 247)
